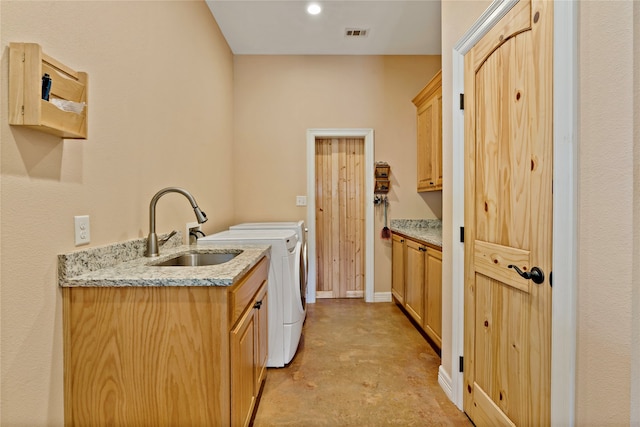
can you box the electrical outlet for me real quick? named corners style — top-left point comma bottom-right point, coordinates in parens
top-left (74, 215), bottom-right (90, 246)
top-left (296, 195), bottom-right (307, 206)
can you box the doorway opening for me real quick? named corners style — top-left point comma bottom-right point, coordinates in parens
top-left (306, 129), bottom-right (375, 303)
top-left (315, 137), bottom-right (365, 299)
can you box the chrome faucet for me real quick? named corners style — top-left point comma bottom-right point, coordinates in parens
top-left (145, 187), bottom-right (208, 257)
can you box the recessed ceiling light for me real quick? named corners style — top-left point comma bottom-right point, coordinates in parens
top-left (307, 3), bottom-right (322, 15)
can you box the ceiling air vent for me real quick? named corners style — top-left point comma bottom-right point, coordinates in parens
top-left (345, 28), bottom-right (369, 38)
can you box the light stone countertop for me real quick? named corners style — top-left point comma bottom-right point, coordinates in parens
top-left (389, 219), bottom-right (442, 248)
top-left (58, 232), bottom-right (270, 287)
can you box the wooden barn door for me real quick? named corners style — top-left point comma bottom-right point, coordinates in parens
top-left (463, 0), bottom-right (553, 425)
top-left (315, 138), bottom-right (365, 299)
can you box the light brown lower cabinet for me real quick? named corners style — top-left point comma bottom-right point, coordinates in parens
top-left (405, 238), bottom-right (426, 325)
top-left (391, 233), bottom-right (442, 349)
top-left (231, 280), bottom-right (268, 427)
top-left (62, 256), bottom-right (269, 427)
top-left (391, 234), bottom-right (406, 304)
top-left (424, 248), bottom-right (442, 348)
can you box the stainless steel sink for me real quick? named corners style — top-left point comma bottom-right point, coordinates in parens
top-left (153, 251), bottom-right (241, 267)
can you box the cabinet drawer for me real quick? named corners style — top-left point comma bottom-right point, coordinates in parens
top-left (229, 257), bottom-right (268, 325)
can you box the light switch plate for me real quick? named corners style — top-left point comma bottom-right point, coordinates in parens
top-left (296, 195), bottom-right (307, 206)
top-left (74, 215), bottom-right (90, 246)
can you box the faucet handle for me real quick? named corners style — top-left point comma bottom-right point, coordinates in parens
top-left (159, 230), bottom-right (178, 246)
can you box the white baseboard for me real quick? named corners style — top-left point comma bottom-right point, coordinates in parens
top-left (306, 292), bottom-right (392, 303)
top-left (374, 292), bottom-right (392, 302)
top-left (438, 365), bottom-right (454, 401)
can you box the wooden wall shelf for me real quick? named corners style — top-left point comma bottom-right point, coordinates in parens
top-left (9, 43), bottom-right (88, 139)
top-left (374, 162), bottom-right (391, 194)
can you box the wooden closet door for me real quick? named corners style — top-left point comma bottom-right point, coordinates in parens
top-left (463, 0), bottom-right (553, 425)
top-left (315, 138), bottom-right (365, 298)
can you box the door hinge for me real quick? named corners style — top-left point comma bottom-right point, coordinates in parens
top-left (460, 226), bottom-right (464, 243)
top-left (459, 93), bottom-right (464, 110)
top-left (459, 356), bottom-right (464, 373)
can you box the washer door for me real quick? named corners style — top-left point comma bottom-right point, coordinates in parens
top-left (288, 241), bottom-right (305, 321)
top-left (297, 240), bottom-right (307, 309)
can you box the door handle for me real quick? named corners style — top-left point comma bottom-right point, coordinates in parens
top-left (508, 265), bottom-right (545, 285)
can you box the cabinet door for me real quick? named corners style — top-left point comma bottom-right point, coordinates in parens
top-left (391, 234), bottom-right (406, 304)
top-left (417, 103), bottom-right (435, 191)
top-left (414, 71), bottom-right (442, 192)
top-left (254, 282), bottom-right (268, 389)
top-left (230, 305), bottom-right (256, 427)
top-left (432, 90), bottom-right (443, 189)
top-left (404, 239), bottom-right (425, 324)
top-left (424, 248), bottom-right (442, 348)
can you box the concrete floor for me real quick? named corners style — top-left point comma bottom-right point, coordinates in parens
top-left (252, 299), bottom-right (473, 426)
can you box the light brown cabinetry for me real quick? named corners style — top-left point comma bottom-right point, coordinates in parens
top-left (425, 248), bottom-right (442, 348)
top-left (62, 257), bottom-right (268, 427)
top-left (391, 234), bottom-right (405, 304)
top-left (405, 239), bottom-right (426, 324)
top-left (391, 233), bottom-right (442, 349)
top-left (230, 281), bottom-right (268, 427)
top-left (412, 70), bottom-right (442, 192)
top-left (255, 283), bottom-right (269, 390)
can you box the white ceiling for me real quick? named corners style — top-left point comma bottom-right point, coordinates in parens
top-left (205, 1), bottom-right (442, 55)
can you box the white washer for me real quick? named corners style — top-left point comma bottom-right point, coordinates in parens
top-left (198, 229), bottom-right (305, 367)
top-left (230, 221), bottom-right (306, 245)
top-left (230, 221), bottom-right (308, 305)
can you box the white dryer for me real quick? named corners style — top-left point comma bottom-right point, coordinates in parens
top-left (230, 221), bottom-right (307, 305)
top-left (198, 229), bottom-right (305, 367)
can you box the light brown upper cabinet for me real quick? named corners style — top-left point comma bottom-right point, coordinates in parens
top-left (412, 70), bottom-right (442, 192)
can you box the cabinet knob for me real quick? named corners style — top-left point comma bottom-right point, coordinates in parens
top-left (254, 300), bottom-right (263, 310)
